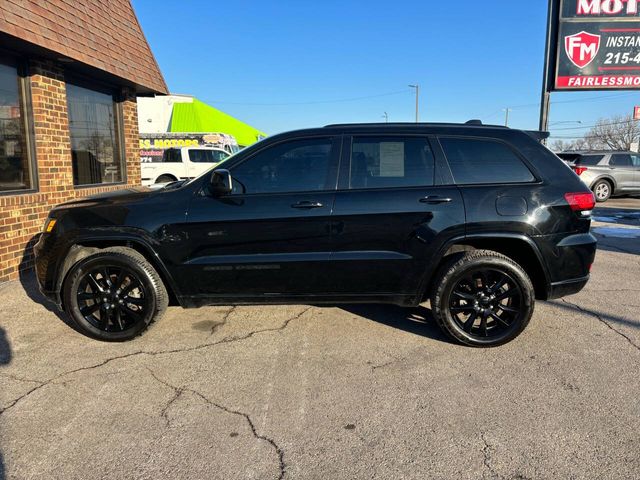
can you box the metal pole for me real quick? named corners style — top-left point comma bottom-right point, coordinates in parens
top-left (539, 0), bottom-right (560, 136)
top-left (504, 108), bottom-right (511, 127)
top-left (409, 84), bottom-right (419, 122)
top-left (382, 112), bottom-right (389, 123)
top-left (415, 85), bottom-right (419, 123)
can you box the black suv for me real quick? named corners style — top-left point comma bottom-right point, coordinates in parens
top-left (34, 122), bottom-right (597, 347)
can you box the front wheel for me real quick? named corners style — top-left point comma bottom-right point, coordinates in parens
top-left (62, 247), bottom-right (168, 341)
top-left (430, 250), bottom-right (534, 347)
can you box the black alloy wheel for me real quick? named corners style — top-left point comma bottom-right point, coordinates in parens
top-left (62, 247), bottom-right (168, 341)
top-left (430, 250), bottom-right (534, 347)
top-left (76, 266), bottom-right (148, 333)
top-left (448, 268), bottom-right (523, 339)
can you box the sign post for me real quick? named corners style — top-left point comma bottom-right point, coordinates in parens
top-left (540, 0), bottom-right (640, 133)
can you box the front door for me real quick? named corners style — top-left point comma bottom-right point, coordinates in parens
top-left (329, 135), bottom-right (465, 297)
top-left (183, 136), bottom-right (340, 299)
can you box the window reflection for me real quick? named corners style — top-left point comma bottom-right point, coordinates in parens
top-left (67, 83), bottom-right (123, 186)
top-left (0, 62), bottom-right (32, 192)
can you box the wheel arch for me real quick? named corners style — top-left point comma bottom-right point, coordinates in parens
top-left (590, 175), bottom-right (616, 192)
top-left (424, 234), bottom-right (551, 301)
top-left (155, 173), bottom-right (178, 183)
top-left (56, 236), bottom-right (182, 307)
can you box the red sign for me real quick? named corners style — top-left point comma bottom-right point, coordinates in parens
top-left (634, 106), bottom-right (640, 119)
top-left (557, 74), bottom-right (640, 87)
top-left (565, 31), bottom-right (601, 68)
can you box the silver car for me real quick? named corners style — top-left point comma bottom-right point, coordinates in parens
top-left (558, 151), bottom-right (640, 202)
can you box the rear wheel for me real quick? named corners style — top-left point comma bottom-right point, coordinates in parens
top-left (592, 179), bottom-right (612, 202)
top-left (62, 248), bottom-right (168, 341)
top-left (430, 250), bottom-right (534, 347)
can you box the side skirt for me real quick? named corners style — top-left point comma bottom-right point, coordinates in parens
top-left (177, 293), bottom-right (420, 309)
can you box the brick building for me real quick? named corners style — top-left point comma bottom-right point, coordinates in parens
top-left (0, 0), bottom-right (167, 283)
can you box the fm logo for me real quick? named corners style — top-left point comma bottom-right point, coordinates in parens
top-left (565, 31), bottom-right (601, 68)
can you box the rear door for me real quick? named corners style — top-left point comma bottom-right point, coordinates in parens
top-left (329, 134), bottom-right (465, 296)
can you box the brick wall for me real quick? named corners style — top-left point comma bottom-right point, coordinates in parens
top-left (0, 60), bottom-right (141, 283)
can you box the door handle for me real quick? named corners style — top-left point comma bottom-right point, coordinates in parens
top-left (291, 201), bottom-right (324, 209)
top-left (419, 195), bottom-right (452, 204)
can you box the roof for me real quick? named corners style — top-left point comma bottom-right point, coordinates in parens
top-left (0, 0), bottom-right (167, 94)
top-left (170, 99), bottom-right (267, 147)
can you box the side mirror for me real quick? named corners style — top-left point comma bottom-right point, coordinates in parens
top-left (210, 169), bottom-right (233, 195)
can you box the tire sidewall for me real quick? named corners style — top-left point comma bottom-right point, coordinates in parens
top-left (63, 253), bottom-right (159, 341)
top-left (435, 256), bottom-right (534, 347)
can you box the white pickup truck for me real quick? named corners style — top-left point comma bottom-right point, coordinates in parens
top-left (141, 146), bottom-right (230, 186)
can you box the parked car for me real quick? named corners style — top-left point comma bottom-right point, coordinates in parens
top-left (557, 151), bottom-right (640, 202)
top-left (141, 146), bottom-right (230, 186)
top-left (34, 122), bottom-right (597, 347)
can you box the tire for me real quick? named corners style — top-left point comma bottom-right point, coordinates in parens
top-left (592, 179), bottom-right (612, 202)
top-left (430, 250), bottom-right (534, 347)
top-left (155, 174), bottom-right (177, 184)
top-left (62, 247), bottom-right (168, 341)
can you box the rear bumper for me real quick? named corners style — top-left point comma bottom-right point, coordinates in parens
top-left (534, 232), bottom-right (597, 300)
top-left (547, 275), bottom-right (590, 300)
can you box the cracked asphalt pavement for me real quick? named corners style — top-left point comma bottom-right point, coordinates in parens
top-left (1, 199), bottom-right (639, 479)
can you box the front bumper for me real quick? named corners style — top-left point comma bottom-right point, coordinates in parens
top-left (33, 233), bottom-right (63, 307)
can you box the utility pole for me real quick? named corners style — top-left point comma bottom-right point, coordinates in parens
top-left (408, 84), bottom-right (419, 122)
top-left (382, 112), bottom-right (389, 123)
top-left (503, 108), bottom-right (511, 127)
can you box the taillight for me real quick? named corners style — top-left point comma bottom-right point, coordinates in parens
top-left (564, 192), bottom-right (596, 211)
top-left (572, 166), bottom-right (588, 176)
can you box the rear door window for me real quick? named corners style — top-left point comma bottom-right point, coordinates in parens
top-left (610, 154), bottom-right (633, 167)
top-left (162, 148), bottom-right (182, 163)
top-left (439, 137), bottom-right (535, 185)
top-left (349, 136), bottom-right (435, 189)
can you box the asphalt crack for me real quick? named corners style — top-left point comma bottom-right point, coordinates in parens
top-left (561, 299), bottom-right (640, 352)
top-left (0, 307), bottom-right (312, 417)
top-left (369, 353), bottom-right (405, 371)
top-left (480, 432), bottom-right (499, 479)
top-left (147, 368), bottom-right (286, 480)
top-left (210, 306), bottom-right (237, 336)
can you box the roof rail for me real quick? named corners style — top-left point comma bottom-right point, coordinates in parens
top-left (323, 121), bottom-right (507, 129)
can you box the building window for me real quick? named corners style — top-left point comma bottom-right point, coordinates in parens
top-left (0, 61), bottom-right (34, 193)
top-left (66, 82), bottom-right (124, 186)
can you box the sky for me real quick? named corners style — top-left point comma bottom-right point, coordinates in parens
top-left (132, 0), bottom-right (640, 142)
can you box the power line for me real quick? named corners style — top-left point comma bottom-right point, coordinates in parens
top-left (551, 118), bottom-right (639, 131)
top-left (198, 89), bottom-right (410, 106)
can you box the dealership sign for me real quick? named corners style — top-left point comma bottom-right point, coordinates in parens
top-left (553, 0), bottom-right (640, 90)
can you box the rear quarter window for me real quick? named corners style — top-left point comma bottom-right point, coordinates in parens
top-left (439, 137), bottom-right (535, 185)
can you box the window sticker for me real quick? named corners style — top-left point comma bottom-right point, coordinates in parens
top-left (379, 142), bottom-right (404, 177)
